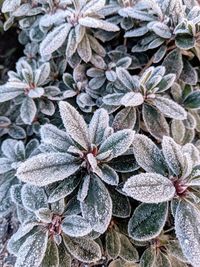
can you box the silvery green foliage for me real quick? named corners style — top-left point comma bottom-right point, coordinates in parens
top-left (103, 65), bottom-right (187, 140)
top-left (0, 138), bottom-right (39, 217)
top-left (1, 0), bottom-right (200, 266)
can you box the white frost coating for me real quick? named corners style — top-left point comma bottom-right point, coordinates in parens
top-left (98, 129), bottom-right (135, 160)
top-left (15, 230), bottom-right (48, 267)
top-left (77, 174), bottom-right (90, 202)
top-left (59, 101), bottom-right (90, 150)
top-left (79, 17), bottom-right (119, 32)
top-left (83, 0), bottom-right (106, 15)
top-left (123, 173), bottom-right (175, 203)
top-left (20, 97), bottom-right (37, 125)
top-left (182, 143), bottom-right (200, 167)
top-left (162, 136), bottom-right (185, 176)
top-left (153, 96), bottom-right (187, 120)
top-left (99, 164), bottom-right (119, 186)
top-left (21, 184), bottom-right (47, 212)
top-left (40, 24), bottom-right (71, 57)
top-left (175, 201), bottom-right (200, 267)
top-left (77, 34), bottom-right (92, 63)
top-left (121, 92), bottom-right (144, 107)
top-left (16, 153), bottom-right (80, 186)
top-left (62, 215), bottom-right (92, 237)
top-left (89, 108), bottom-right (109, 145)
top-left (63, 236), bottom-right (102, 263)
top-left (40, 124), bottom-right (73, 151)
top-left (132, 134), bottom-right (167, 175)
top-left (116, 67), bottom-right (137, 90)
top-left (1, 139), bottom-right (18, 159)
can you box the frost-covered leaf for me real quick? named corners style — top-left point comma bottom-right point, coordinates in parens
top-left (106, 229), bottom-right (121, 259)
top-left (119, 234), bottom-right (139, 262)
top-left (77, 174), bottom-right (90, 202)
top-left (40, 24), bottom-right (71, 57)
top-left (15, 229), bottom-right (48, 267)
top-left (175, 200), bottom-right (200, 267)
top-left (58, 245), bottom-right (71, 267)
top-left (132, 134), bottom-right (167, 175)
top-left (140, 247), bottom-right (155, 267)
top-left (0, 86), bottom-right (23, 102)
top-left (162, 136), bottom-right (185, 176)
top-left (123, 173), bottom-right (175, 203)
top-left (143, 104), bottom-right (170, 140)
top-left (116, 67), bottom-right (138, 90)
top-left (153, 96), bottom-right (187, 120)
top-left (41, 239), bottom-right (59, 267)
top-left (162, 49), bottom-right (183, 78)
top-left (62, 215), bottom-right (92, 237)
top-left (99, 164), bottom-right (119, 185)
top-left (20, 97), bottom-right (37, 125)
top-left (183, 91), bottom-right (200, 109)
top-left (112, 107), bottom-right (136, 131)
top-left (128, 202), bottom-right (168, 241)
top-left (81, 175), bottom-right (112, 233)
top-left (77, 34), bottom-right (92, 62)
top-left (40, 124), bottom-right (73, 152)
top-left (17, 153), bottom-right (80, 186)
top-left (110, 189), bottom-right (131, 218)
top-left (121, 92), bottom-right (144, 107)
top-left (98, 129), bottom-right (135, 160)
top-left (59, 101), bottom-right (90, 150)
top-left (21, 184), bottom-right (47, 212)
top-left (63, 235), bottom-right (101, 263)
top-left (89, 108), bottom-right (109, 145)
top-left (79, 17), bottom-right (119, 32)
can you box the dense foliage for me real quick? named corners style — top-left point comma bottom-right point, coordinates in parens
top-left (1, 0), bottom-right (200, 266)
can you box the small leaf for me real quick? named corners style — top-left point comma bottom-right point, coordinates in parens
top-left (17, 153), bottom-right (80, 186)
top-left (63, 235), bottom-right (101, 263)
top-left (162, 136), bottom-right (185, 176)
top-left (153, 96), bottom-right (187, 120)
top-left (99, 164), bottom-right (119, 185)
top-left (183, 91), bottom-right (200, 109)
top-left (98, 129), bottom-right (135, 160)
top-left (116, 67), bottom-right (138, 90)
top-left (89, 108), bottom-right (109, 146)
top-left (41, 239), bottom-right (59, 267)
top-left (132, 134), bottom-right (167, 175)
top-left (162, 49), bottom-right (183, 78)
top-left (59, 101), bottom-right (90, 150)
top-left (77, 34), bottom-right (92, 62)
top-left (123, 173), bottom-right (175, 203)
top-left (128, 202), bottom-right (168, 241)
top-left (40, 24), bottom-right (71, 57)
top-left (110, 189), bottom-right (131, 218)
top-left (121, 92), bottom-right (144, 107)
top-left (143, 104), bottom-right (170, 140)
top-left (20, 97), bottom-right (37, 125)
top-left (106, 229), bottom-right (121, 259)
top-left (175, 200), bottom-right (200, 267)
top-left (21, 184), bottom-right (47, 211)
top-left (79, 17), bottom-right (119, 32)
top-left (62, 215), bottom-right (92, 237)
top-left (112, 107), bottom-right (137, 131)
top-left (0, 86), bottom-right (23, 102)
top-left (140, 247), bottom-right (156, 267)
top-left (119, 234), bottom-right (139, 262)
top-left (15, 229), bottom-right (48, 267)
top-left (81, 175), bottom-right (112, 233)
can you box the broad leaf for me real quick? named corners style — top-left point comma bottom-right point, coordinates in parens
top-left (123, 173), bottom-right (175, 203)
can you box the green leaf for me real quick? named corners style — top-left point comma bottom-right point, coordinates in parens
top-left (20, 97), bottom-right (37, 125)
top-left (62, 215), bottom-right (92, 237)
top-left (17, 153), bottom-right (80, 186)
top-left (162, 49), bottom-right (183, 78)
top-left (81, 175), bottom-right (112, 233)
top-left (109, 153), bottom-right (139, 173)
top-left (59, 101), bottom-right (90, 150)
top-left (162, 136), bottom-right (185, 176)
top-left (153, 96), bottom-right (187, 120)
top-left (106, 229), bottom-right (121, 259)
top-left (89, 108), bottom-right (109, 146)
top-left (40, 24), bottom-right (71, 57)
top-left (21, 184), bottom-right (47, 211)
top-left (98, 129), bottom-right (135, 160)
top-left (58, 245), bottom-right (71, 267)
top-left (119, 234), bottom-right (139, 262)
top-left (128, 202), bottom-right (168, 241)
top-left (110, 189), bottom-right (131, 218)
top-left (183, 91), bottom-right (200, 109)
top-left (41, 239), bottom-right (59, 267)
top-left (15, 229), bottom-right (48, 267)
top-left (63, 235), bottom-right (101, 263)
top-left (175, 200), bottom-right (200, 267)
top-left (0, 86), bottom-right (23, 102)
top-left (143, 103), bottom-right (170, 140)
top-left (112, 107), bottom-right (137, 131)
top-left (99, 164), bottom-right (119, 185)
top-left (132, 134), bottom-right (167, 175)
top-left (140, 247), bottom-right (156, 267)
top-left (123, 173), bottom-right (175, 203)
top-left (48, 174), bottom-right (80, 203)
top-left (175, 34), bottom-right (195, 50)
